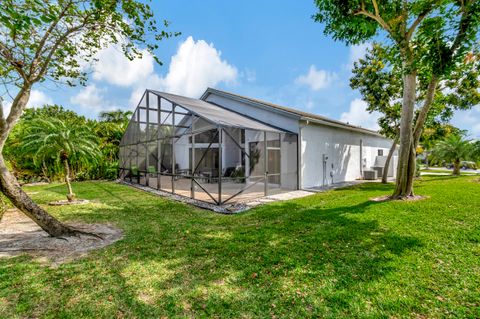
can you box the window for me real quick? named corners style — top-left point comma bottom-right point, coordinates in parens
top-left (378, 149), bottom-right (384, 156)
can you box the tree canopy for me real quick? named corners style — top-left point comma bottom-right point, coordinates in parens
top-left (6, 106), bottom-right (131, 183)
top-left (0, 0), bottom-right (176, 236)
top-left (350, 43), bottom-right (480, 143)
top-left (314, 0), bottom-right (480, 198)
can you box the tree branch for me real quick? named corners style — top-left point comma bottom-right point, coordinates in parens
top-left (30, 0), bottom-right (74, 76)
top-left (355, 10), bottom-right (393, 34)
top-left (32, 20), bottom-right (89, 82)
top-left (413, 76), bottom-right (439, 146)
top-left (371, 0), bottom-right (380, 17)
top-left (406, 8), bottom-right (432, 41)
top-left (449, 2), bottom-right (473, 54)
top-left (0, 42), bottom-right (29, 82)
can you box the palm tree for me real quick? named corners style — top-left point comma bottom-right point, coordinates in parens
top-left (21, 118), bottom-right (100, 201)
top-left (432, 135), bottom-right (473, 175)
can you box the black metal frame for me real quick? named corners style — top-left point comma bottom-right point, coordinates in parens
top-left (119, 90), bottom-right (298, 205)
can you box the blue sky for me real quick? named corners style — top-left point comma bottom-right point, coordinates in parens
top-left (13, 0), bottom-right (480, 138)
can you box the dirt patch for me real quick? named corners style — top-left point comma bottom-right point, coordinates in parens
top-left (0, 209), bottom-right (123, 266)
top-left (370, 195), bottom-right (429, 202)
top-left (48, 199), bottom-right (90, 206)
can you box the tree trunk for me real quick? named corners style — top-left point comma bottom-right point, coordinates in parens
top-left (0, 193), bottom-right (6, 222)
top-left (393, 71), bottom-right (417, 198)
top-left (41, 160), bottom-right (51, 183)
top-left (453, 159), bottom-right (461, 175)
top-left (382, 135), bottom-right (398, 183)
top-left (0, 153), bottom-right (75, 236)
top-left (63, 158), bottom-right (76, 201)
top-left (0, 85), bottom-right (75, 237)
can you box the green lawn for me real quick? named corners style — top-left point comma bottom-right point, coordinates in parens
top-left (421, 169), bottom-right (478, 175)
top-left (1, 177), bottom-right (479, 318)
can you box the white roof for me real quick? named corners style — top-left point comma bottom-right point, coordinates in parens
top-left (151, 90), bottom-right (284, 133)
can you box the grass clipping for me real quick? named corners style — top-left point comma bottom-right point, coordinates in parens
top-left (0, 209), bottom-right (122, 266)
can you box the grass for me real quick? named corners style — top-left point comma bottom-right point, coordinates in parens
top-left (420, 169), bottom-right (478, 175)
top-left (1, 176), bottom-right (479, 318)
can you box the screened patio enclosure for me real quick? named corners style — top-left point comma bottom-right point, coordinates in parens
top-left (119, 90), bottom-right (298, 205)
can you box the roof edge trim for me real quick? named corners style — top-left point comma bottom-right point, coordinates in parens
top-left (201, 87), bottom-right (386, 138)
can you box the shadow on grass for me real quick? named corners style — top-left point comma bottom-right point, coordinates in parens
top-left (1, 182), bottom-right (422, 317)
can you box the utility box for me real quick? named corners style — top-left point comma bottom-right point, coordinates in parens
top-left (372, 166), bottom-right (383, 177)
top-left (363, 170), bottom-right (377, 180)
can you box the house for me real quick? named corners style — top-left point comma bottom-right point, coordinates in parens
top-left (119, 88), bottom-right (396, 205)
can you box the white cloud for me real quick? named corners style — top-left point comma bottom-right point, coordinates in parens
top-left (295, 65), bottom-right (336, 91)
top-left (127, 36), bottom-right (239, 104)
top-left (340, 98), bottom-right (380, 130)
top-left (347, 42), bottom-right (371, 69)
top-left (1, 99), bottom-right (12, 118)
top-left (0, 89), bottom-right (52, 118)
top-left (27, 90), bottom-right (53, 108)
top-left (92, 45), bottom-right (155, 87)
top-left (157, 36), bottom-right (238, 97)
top-left (70, 84), bottom-right (114, 112)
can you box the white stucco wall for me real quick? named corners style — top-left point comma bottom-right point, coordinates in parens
top-left (300, 122), bottom-right (396, 189)
top-left (174, 135), bottom-right (190, 170)
top-left (203, 91), bottom-right (396, 189)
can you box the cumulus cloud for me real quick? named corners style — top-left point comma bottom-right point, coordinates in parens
top-left (92, 45), bottom-right (155, 87)
top-left (27, 90), bottom-right (54, 108)
top-left (340, 98), bottom-right (381, 130)
top-left (70, 84), bottom-right (115, 112)
top-left (295, 65), bottom-right (337, 91)
top-left (127, 36), bottom-right (239, 105)
top-left (157, 37), bottom-right (238, 97)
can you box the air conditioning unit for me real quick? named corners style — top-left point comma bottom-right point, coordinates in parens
top-left (363, 170), bottom-right (377, 180)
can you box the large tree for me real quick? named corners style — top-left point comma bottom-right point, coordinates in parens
top-left (0, 0), bottom-right (177, 236)
top-left (350, 43), bottom-right (480, 182)
top-left (314, 0), bottom-right (480, 198)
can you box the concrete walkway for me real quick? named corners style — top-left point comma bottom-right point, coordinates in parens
top-left (244, 190), bottom-right (315, 208)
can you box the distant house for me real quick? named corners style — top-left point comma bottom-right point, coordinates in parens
top-left (119, 88), bottom-right (396, 205)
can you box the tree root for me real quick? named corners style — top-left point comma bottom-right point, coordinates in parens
top-left (371, 194), bottom-right (428, 202)
top-left (71, 228), bottom-right (104, 240)
top-left (53, 228), bottom-right (104, 241)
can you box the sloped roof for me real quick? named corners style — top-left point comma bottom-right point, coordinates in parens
top-left (150, 90), bottom-right (284, 133)
top-left (201, 88), bottom-right (385, 137)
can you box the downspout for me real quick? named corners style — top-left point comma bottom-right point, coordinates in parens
top-left (360, 139), bottom-right (363, 178)
top-left (297, 123), bottom-right (303, 190)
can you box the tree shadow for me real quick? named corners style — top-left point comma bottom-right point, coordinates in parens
top-left (2, 182), bottom-right (423, 317)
